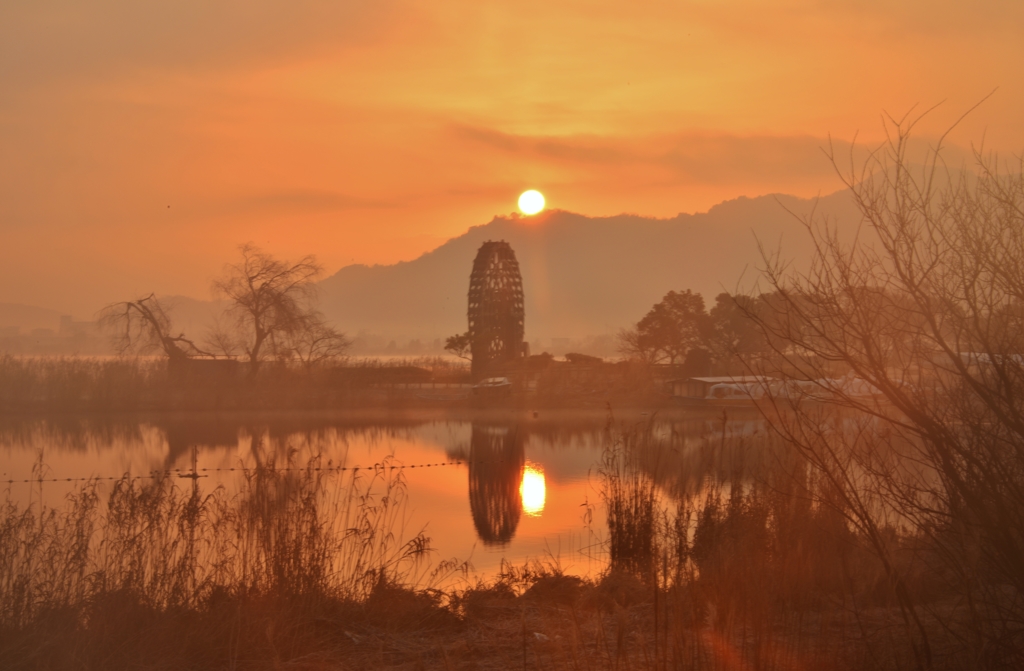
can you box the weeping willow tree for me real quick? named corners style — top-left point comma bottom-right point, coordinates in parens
top-left (211, 244), bottom-right (348, 373)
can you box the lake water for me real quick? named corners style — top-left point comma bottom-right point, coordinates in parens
top-left (0, 409), bottom-right (768, 581)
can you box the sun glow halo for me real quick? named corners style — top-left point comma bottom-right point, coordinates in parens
top-left (520, 463), bottom-right (546, 516)
top-left (518, 190), bottom-right (545, 215)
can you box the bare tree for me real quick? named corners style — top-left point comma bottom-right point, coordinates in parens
top-left (98, 294), bottom-right (211, 360)
top-left (204, 314), bottom-right (242, 358)
top-left (288, 312), bottom-right (351, 370)
top-left (212, 244), bottom-right (343, 373)
top-left (616, 326), bottom-right (659, 363)
top-left (748, 110), bottom-right (1024, 668)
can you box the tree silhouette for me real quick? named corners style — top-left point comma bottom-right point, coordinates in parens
top-left (98, 294), bottom-right (211, 360)
top-left (444, 332), bottom-right (472, 361)
top-left (212, 244), bottom-right (345, 372)
top-left (620, 289), bottom-right (709, 364)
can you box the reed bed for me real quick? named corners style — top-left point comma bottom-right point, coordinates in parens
top-left (0, 355), bottom-right (161, 411)
top-left (0, 355), bottom-right (461, 412)
top-left (0, 452), bottom-right (462, 669)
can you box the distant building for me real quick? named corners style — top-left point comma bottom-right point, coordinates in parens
top-left (671, 375), bottom-right (774, 400)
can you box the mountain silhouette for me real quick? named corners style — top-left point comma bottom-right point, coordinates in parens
top-left (0, 190), bottom-right (864, 348)
top-left (318, 190), bottom-right (862, 341)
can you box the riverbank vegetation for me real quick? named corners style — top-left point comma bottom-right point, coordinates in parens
top-left (4, 413), bottom-right (1016, 670)
top-left (0, 353), bottom-right (679, 412)
top-left (741, 118), bottom-right (1024, 668)
top-left (0, 355), bottom-right (479, 413)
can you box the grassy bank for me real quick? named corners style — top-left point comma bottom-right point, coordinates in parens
top-left (0, 355), bottom-right (670, 413)
top-left (0, 356), bottom-right (466, 413)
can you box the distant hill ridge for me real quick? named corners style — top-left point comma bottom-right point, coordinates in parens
top-left (318, 190), bottom-right (861, 341)
top-left (0, 191), bottom-right (863, 346)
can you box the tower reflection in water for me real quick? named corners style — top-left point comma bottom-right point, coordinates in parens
top-left (468, 423), bottom-right (526, 546)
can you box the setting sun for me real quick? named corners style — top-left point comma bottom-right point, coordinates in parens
top-left (518, 190), bottom-right (546, 215)
top-left (520, 463), bottom-right (546, 516)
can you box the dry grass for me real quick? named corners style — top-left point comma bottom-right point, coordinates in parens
top-left (0, 355), bottom-right (464, 412)
top-left (0, 450), bottom-right (463, 669)
top-left (0, 355), bottom-right (159, 411)
top-left (586, 419), bottom-right (1015, 671)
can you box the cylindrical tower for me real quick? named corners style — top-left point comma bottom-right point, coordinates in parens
top-left (467, 241), bottom-right (525, 378)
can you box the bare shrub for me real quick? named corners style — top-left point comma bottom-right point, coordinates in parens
top-left (746, 112), bottom-right (1024, 669)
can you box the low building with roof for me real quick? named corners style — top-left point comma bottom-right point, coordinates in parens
top-left (671, 375), bottom-right (775, 401)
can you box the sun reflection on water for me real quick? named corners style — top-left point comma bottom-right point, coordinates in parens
top-left (520, 463), bottom-right (546, 516)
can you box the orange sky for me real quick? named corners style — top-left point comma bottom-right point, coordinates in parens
top-left (2, 1), bottom-right (1022, 315)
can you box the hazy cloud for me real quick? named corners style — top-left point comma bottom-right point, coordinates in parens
top-left (0, 1), bottom-right (397, 91)
top-left (210, 189), bottom-right (401, 216)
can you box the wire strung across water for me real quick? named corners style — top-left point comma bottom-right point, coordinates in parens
top-left (2, 458), bottom-right (520, 485)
